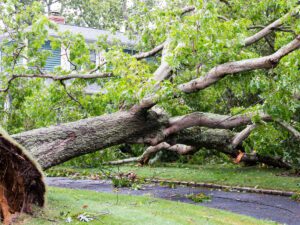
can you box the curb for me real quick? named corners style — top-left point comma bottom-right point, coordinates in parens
top-left (144, 178), bottom-right (295, 197)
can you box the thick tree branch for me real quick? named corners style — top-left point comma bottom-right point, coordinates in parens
top-left (153, 40), bottom-right (172, 83)
top-left (245, 19), bottom-right (287, 46)
top-left (231, 124), bottom-right (257, 149)
top-left (245, 6), bottom-right (300, 45)
top-left (138, 142), bottom-right (170, 164)
top-left (0, 73), bottom-right (113, 93)
top-left (179, 35), bottom-right (300, 93)
top-left (133, 43), bottom-right (165, 60)
top-left (166, 127), bottom-right (291, 169)
top-left (164, 112), bottom-right (300, 145)
top-left (106, 142), bottom-right (196, 165)
top-left (130, 96), bottom-right (158, 114)
top-left (145, 112), bottom-right (272, 146)
top-left (107, 126), bottom-right (291, 168)
top-left (163, 113), bottom-right (271, 137)
top-left (276, 120), bottom-right (300, 141)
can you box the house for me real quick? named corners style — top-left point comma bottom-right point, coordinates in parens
top-left (0, 14), bottom-right (136, 73)
top-left (0, 14), bottom-right (157, 122)
top-left (0, 14), bottom-right (137, 95)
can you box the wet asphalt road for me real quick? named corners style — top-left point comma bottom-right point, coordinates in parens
top-left (46, 177), bottom-right (300, 225)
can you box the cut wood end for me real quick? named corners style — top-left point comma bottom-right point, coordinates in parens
top-left (234, 151), bottom-right (245, 164)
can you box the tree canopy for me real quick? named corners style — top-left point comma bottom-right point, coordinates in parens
top-left (1, 1), bottom-right (300, 222)
top-left (0, 0), bottom-right (299, 168)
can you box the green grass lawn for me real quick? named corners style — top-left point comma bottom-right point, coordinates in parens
top-left (17, 187), bottom-right (278, 225)
top-left (47, 164), bottom-right (300, 192)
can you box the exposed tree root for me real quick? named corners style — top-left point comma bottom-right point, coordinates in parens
top-left (0, 185), bottom-right (11, 225)
top-left (0, 129), bottom-right (45, 224)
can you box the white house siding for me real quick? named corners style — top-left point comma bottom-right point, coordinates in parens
top-left (61, 45), bottom-right (71, 71)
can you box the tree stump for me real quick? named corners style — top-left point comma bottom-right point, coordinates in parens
top-left (0, 129), bottom-right (45, 224)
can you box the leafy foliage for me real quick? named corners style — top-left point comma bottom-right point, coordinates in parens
top-left (186, 193), bottom-right (212, 203)
top-left (0, 0), bottom-right (300, 167)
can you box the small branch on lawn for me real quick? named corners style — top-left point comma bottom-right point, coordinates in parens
top-left (105, 142), bottom-right (170, 165)
top-left (104, 157), bottom-right (141, 165)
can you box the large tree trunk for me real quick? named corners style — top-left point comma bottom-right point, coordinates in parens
top-left (12, 110), bottom-right (166, 170)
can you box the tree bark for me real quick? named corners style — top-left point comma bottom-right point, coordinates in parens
top-left (12, 110), bottom-right (166, 170)
top-left (11, 109), bottom-right (293, 170)
top-left (105, 126), bottom-right (291, 169)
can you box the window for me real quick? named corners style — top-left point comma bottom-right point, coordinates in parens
top-left (42, 41), bottom-right (61, 72)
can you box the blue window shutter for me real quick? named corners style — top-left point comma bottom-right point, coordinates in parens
top-left (42, 41), bottom-right (61, 72)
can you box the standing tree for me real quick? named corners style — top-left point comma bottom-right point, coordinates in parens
top-left (0, 0), bottom-right (300, 222)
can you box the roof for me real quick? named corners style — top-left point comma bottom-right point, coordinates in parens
top-left (0, 23), bottom-right (136, 47)
top-left (49, 24), bottom-right (136, 47)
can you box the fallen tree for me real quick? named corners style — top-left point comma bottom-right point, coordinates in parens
top-left (0, 1), bottom-right (300, 222)
top-left (10, 110), bottom-right (295, 170)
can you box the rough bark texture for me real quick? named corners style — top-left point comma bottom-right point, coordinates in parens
top-left (106, 127), bottom-right (291, 169)
top-left (12, 110), bottom-right (292, 170)
top-left (106, 127), bottom-right (234, 165)
top-left (12, 110), bottom-right (166, 170)
top-left (170, 127), bottom-right (291, 169)
top-left (0, 129), bottom-right (45, 224)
